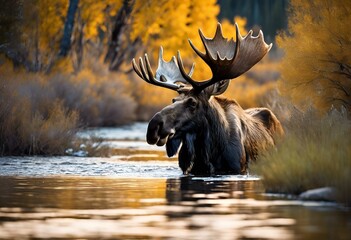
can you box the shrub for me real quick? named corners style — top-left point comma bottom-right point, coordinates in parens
top-left (131, 78), bottom-right (177, 121)
top-left (0, 72), bottom-right (78, 155)
top-left (252, 106), bottom-right (351, 205)
top-left (277, 0), bottom-right (351, 113)
top-left (223, 75), bottom-right (277, 110)
top-left (49, 70), bottom-right (137, 126)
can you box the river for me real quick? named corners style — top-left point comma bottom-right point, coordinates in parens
top-left (0, 123), bottom-right (350, 239)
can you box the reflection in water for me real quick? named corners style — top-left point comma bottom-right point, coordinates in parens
top-left (0, 176), bottom-right (350, 239)
top-left (166, 177), bottom-right (262, 204)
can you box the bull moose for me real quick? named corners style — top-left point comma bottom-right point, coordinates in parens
top-left (132, 23), bottom-right (283, 175)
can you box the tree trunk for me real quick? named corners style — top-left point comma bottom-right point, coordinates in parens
top-left (72, 7), bottom-right (84, 72)
top-left (105, 0), bottom-right (134, 71)
top-left (59, 0), bottom-right (79, 57)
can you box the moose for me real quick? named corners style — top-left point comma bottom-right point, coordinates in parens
top-left (132, 23), bottom-right (283, 175)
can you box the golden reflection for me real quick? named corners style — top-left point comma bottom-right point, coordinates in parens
top-left (110, 148), bottom-right (177, 161)
top-left (0, 176), bottom-right (350, 239)
top-left (0, 177), bottom-right (167, 209)
top-left (165, 178), bottom-right (264, 204)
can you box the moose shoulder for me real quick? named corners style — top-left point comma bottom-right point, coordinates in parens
top-left (132, 23), bottom-right (283, 175)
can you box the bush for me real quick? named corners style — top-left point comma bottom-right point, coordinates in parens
top-left (49, 70), bottom-right (137, 126)
top-left (0, 58), bottom-right (139, 155)
top-left (0, 72), bottom-right (78, 155)
top-left (277, 0), bottom-right (351, 113)
top-left (252, 106), bottom-right (351, 205)
top-left (131, 78), bottom-right (177, 121)
top-left (223, 75), bottom-right (277, 110)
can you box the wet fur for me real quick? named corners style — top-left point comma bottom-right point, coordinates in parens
top-left (176, 96), bottom-right (283, 175)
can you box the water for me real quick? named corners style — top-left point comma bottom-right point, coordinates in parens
top-left (0, 156), bottom-right (181, 178)
top-left (0, 123), bottom-right (350, 239)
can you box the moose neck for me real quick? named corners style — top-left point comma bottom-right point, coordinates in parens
top-left (180, 97), bottom-right (230, 175)
top-left (203, 97), bottom-right (230, 145)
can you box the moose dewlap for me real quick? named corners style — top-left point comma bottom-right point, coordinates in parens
top-left (132, 23), bottom-right (283, 176)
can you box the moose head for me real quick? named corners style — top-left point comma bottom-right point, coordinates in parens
top-left (132, 23), bottom-right (283, 176)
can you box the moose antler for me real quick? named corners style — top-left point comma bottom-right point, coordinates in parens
top-left (177, 22), bottom-right (272, 92)
top-left (132, 46), bottom-right (195, 91)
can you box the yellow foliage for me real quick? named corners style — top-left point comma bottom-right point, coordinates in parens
top-left (220, 16), bottom-right (247, 39)
top-left (131, 0), bottom-right (219, 59)
top-left (24, 0), bottom-right (68, 66)
top-left (131, 3), bottom-right (247, 82)
top-left (131, 1), bottom-right (247, 81)
top-left (9, 0), bottom-right (272, 123)
top-left (79, 0), bottom-right (122, 39)
top-left (17, 0), bottom-right (122, 70)
top-left (223, 76), bottom-right (277, 109)
top-left (137, 84), bottom-right (176, 107)
top-left (127, 0), bottom-right (252, 111)
top-left (38, 0), bottom-right (67, 43)
top-left (277, 0), bottom-right (351, 113)
top-left (19, 0), bottom-right (248, 78)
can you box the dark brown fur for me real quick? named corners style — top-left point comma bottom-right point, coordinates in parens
top-left (147, 88), bottom-right (283, 175)
top-left (215, 97), bottom-right (284, 173)
top-left (133, 23), bottom-right (280, 175)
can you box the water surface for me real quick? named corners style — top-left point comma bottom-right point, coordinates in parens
top-left (0, 123), bottom-right (350, 239)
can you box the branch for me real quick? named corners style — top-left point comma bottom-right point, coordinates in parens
top-left (319, 59), bottom-right (351, 79)
top-left (326, 79), bottom-right (350, 97)
top-left (0, 44), bottom-right (33, 70)
top-left (329, 97), bottom-right (350, 107)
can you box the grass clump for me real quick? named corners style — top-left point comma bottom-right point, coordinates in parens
top-left (49, 63), bottom-right (137, 126)
top-left (0, 72), bottom-right (114, 157)
top-left (0, 79), bottom-right (110, 157)
top-left (0, 60), bottom-right (135, 156)
top-left (252, 107), bottom-right (351, 205)
top-left (0, 75), bottom-right (79, 155)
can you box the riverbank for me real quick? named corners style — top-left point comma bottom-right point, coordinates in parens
top-left (252, 108), bottom-right (351, 206)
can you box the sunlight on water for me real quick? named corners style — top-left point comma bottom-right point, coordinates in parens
top-left (0, 177), bottom-right (349, 239)
top-left (0, 156), bottom-right (181, 177)
top-left (77, 122), bottom-right (148, 141)
top-left (0, 124), bottom-right (350, 239)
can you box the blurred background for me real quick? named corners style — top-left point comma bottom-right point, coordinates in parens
top-left (0, 0), bottom-right (351, 212)
top-left (0, 0), bottom-right (287, 124)
top-left (0, 0), bottom-right (350, 158)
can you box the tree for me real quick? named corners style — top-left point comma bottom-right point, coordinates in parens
top-left (59, 0), bottom-right (79, 57)
top-left (128, 0), bottom-right (247, 80)
top-left (0, 0), bottom-right (68, 71)
top-left (217, 0), bottom-right (288, 43)
top-left (1, 0), bottom-right (243, 75)
top-left (277, 0), bottom-right (351, 112)
top-left (105, 0), bottom-right (135, 70)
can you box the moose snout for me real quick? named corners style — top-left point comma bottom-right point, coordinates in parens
top-left (146, 113), bottom-right (175, 146)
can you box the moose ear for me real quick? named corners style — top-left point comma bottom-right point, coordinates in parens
top-left (205, 80), bottom-right (230, 96)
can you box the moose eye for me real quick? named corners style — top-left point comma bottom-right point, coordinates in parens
top-left (186, 97), bottom-right (197, 109)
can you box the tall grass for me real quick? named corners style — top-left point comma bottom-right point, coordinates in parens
top-left (0, 58), bottom-right (141, 155)
top-left (0, 74), bottom-right (78, 155)
top-left (49, 71), bottom-right (136, 126)
top-left (252, 106), bottom-right (351, 205)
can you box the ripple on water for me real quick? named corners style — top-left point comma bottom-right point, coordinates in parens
top-left (0, 124), bottom-right (349, 239)
top-left (0, 156), bottom-right (182, 178)
top-left (0, 173), bottom-right (349, 240)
